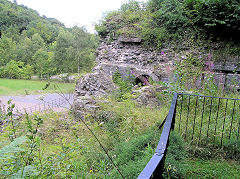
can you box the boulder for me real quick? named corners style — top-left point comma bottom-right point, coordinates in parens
top-left (75, 71), bottom-right (117, 97)
top-left (133, 86), bottom-right (162, 107)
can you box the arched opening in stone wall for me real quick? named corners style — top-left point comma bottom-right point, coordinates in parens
top-left (135, 75), bottom-right (150, 86)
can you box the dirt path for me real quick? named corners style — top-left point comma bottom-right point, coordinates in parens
top-left (0, 93), bottom-right (74, 114)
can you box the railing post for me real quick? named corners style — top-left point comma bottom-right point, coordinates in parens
top-left (171, 93), bottom-right (178, 130)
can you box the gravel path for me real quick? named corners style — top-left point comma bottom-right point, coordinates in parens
top-left (0, 93), bottom-right (74, 114)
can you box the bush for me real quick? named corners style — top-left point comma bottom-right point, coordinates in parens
top-left (0, 60), bottom-right (33, 79)
top-left (96, 0), bottom-right (240, 48)
top-left (185, 0), bottom-right (240, 39)
top-left (112, 70), bottom-right (134, 101)
top-left (153, 0), bottom-right (190, 34)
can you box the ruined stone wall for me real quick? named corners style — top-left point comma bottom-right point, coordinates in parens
top-left (94, 36), bottom-right (175, 82)
top-left (75, 33), bottom-right (240, 100)
top-left (73, 33), bottom-right (240, 112)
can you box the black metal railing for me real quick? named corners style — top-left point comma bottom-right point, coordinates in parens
top-left (138, 93), bottom-right (178, 179)
top-left (176, 93), bottom-right (240, 147)
top-left (138, 93), bottom-right (240, 179)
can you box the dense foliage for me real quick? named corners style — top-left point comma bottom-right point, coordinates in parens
top-left (95, 0), bottom-right (240, 48)
top-left (0, 0), bottom-right (98, 79)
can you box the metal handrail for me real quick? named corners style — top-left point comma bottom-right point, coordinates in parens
top-left (138, 93), bottom-right (178, 179)
top-left (138, 92), bottom-right (240, 178)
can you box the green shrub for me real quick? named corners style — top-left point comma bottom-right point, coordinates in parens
top-left (185, 0), bottom-right (240, 39)
top-left (112, 70), bottom-right (134, 101)
top-left (94, 24), bottom-right (108, 36)
top-left (153, 0), bottom-right (190, 33)
top-left (0, 60), bottom-right (33, 79)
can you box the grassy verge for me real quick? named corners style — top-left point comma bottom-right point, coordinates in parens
top-left (0, 78), bottom-right (75, 95)
top-left (185, 158), bottom-right (240, 178)
top-left (0, 97), bottom-right (168, 178)
top-left (0, 90), bottom-right (239, 178)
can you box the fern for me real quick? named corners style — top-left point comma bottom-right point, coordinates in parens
top-left (0, 136), bottom-right (27, 160)
top-left (11, 165), bottom-right (39, 178)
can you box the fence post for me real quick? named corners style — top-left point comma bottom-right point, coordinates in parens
top-left (171, 93), bottom-right (178, 130)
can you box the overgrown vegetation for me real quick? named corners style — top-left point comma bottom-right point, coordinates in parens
top-left (96, 0), bottom-right (240, 48)
top-left (0, 0), bottom-right (240, 178)
top-left (0, 95), bottom-right (169, 178)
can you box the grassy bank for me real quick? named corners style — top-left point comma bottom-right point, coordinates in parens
top-left (0, 92), bottom-right (239, 178)
top-left (185, 158), bottom-right (240, 178)
top-left (0, 78), bottom-right (75, 95)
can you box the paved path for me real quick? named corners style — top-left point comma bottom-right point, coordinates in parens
top-left (0, 93), bottom-right (74, 114)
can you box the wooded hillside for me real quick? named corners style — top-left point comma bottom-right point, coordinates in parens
top-left (0, 0), bottom-right (99, 79)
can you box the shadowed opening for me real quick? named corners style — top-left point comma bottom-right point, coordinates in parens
top-left (135, 75), bottom-right (150, 86)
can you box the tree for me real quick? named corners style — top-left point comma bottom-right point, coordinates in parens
top-left (0, 36), bottom-right (16, 66)
top-left (33, 49), bottom-right (48, 78)
top-left (53, 30), bottom-right (74, 73)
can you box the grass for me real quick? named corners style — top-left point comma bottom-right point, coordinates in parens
top-left (0, 88), bottom-right (239, 178)
top-left (175, 94), bottom-right (240, 148)
top-left (0, 78), bottom-right (75, 95)
top-left (185, 158), bottom-right (240, 178)
top-left (0, 95), bottom-right (168, 178)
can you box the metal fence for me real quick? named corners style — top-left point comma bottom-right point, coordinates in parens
top-left (138, 93), bottom-right (240, 179)
top-left (176, 93), bottom-right (240, 147)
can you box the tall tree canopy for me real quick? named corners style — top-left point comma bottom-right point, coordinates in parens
top-left (0, 0), bottom-right (99, 79)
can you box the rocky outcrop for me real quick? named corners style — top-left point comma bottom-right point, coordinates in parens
top-left (74, 35), bottom-right (174, 113)
top-left (75, 71), bottom-right (116, 96)
top-left (74, 31), bottom-right (240, 113)
top-left (95, 35), bottom-right (175, 82)
top-left (132, 86), bottom-right (167, 107)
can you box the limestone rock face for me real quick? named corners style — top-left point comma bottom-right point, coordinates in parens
top-left (132, 86), bottom-right (168, 107)
top-left (74, 30), bottom-right (240, 113)
top-left (75, 72), bottom-right (117, 96)
top-left (95, 35), bottom-right (175, 82)
top-left (133, 86), bottom-right (160, 107)
top-left (74, 34), bottom-right (175, 113)
top-left (74, 71), bottom-right (116, 114)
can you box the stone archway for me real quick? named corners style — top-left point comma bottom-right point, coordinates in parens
top-left (135, 74), bottom-right (150, 86)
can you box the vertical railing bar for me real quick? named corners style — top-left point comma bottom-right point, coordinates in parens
top-left (229, 99), bottom-right (236, 140)
top-left (237, 101), bottom-right (240, 141)
top-left (192, 96), bottom-right (198, 141)
top-left (184, 95), bottom-right (191, 140)
top-left (206, 97), bottom-right (213, 142)
top-left (198, 97), bottom-right (205, 145)
top-left (178, 94), bottom-right (183, 133)
top-left (214, 98), bottom-right (221, 143)
top-left (220, 99), bottom-right (228, 147)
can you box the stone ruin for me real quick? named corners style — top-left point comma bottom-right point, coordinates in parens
top-left (74, 33), bottom-right (240, 113)
top-left (74, 35), bottom-right (176, 112)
